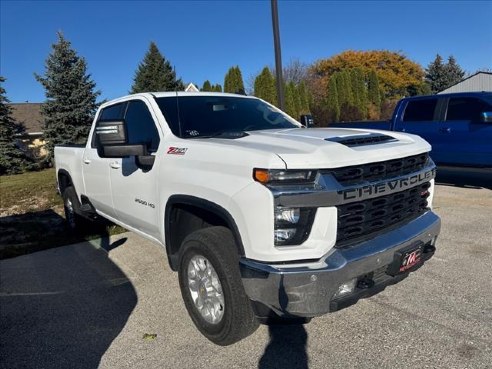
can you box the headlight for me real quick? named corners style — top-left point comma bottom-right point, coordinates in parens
top-left (253, 169), bottom-right (316, 185)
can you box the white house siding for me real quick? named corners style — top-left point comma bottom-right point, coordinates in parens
top-left (438, 72), bottom-right (492, 94)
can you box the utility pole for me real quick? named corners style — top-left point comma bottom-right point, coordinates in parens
top-left (271, 0), bottom-right (285, 110)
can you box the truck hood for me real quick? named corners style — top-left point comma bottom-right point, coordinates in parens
top-left (229, 128), bottom-right (431, 169)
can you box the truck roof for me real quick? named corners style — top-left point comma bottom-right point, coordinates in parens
top-left (402, 91), bottom-right (492, 101)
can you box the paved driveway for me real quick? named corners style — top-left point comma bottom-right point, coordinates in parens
top-left (1, 173), bottom-right (491, 369)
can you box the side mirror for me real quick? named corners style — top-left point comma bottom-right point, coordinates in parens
top-left (481, 112), bottom-right (492, 123)
top-left (96, 120), bottom-right (143, 158)
top-left (95, 120), bottom-right (127, 145)
top-left (300, 114), bottom-right (314, 128)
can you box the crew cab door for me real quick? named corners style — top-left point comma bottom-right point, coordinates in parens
top-left (440, 96), bottom-right (492, 167)
top-left (82, 103), bottom-right (128, 219)
top-left (396, 97), bottom-right (444, 163)
top-left (109, 98), bottom-right (162, 238)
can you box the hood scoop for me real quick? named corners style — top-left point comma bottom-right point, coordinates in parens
top-left (325, 133), bottom-right (397, 147)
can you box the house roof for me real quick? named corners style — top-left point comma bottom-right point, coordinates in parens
top-left (8, 103), bottom-right (44, 134)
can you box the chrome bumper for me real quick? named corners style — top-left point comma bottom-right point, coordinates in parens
top-left (240, 211), bottom-right (441, 318)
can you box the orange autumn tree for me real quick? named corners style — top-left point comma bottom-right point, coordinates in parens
top-left (308, 50), bottom-right (430, 124)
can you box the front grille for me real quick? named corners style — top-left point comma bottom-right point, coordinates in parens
top-left (336, 182), bottom-right (431, 246)
top-left (325, 134), bottom-right (396, 147)
top-left (326, 153), bottom-right (429, 185)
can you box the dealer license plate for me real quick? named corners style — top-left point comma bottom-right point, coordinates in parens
top-left (387, 244), bottom-right (424, 276)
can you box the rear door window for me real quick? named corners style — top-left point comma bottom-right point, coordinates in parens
top-left (403, 99), bottom-right (438, 122)
top-left (446, 97), bottom-right (490, 122)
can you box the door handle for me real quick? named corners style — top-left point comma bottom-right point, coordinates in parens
top-left (439, 127), bottom-right (451, 133)
top-left (83, 159), bottom-right (91, 164)
top-left (110, 162), bottom-right (121, 169)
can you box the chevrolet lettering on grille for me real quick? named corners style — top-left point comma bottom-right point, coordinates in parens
top-left (338, 168), bottom-right (436, 201)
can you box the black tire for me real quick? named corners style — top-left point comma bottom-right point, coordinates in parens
top-left (62, 186), bottom-right (86, 232)
top-left (178, 226), bottom-right (259, 346)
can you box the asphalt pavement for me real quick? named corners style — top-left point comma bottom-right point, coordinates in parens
top-left (1, 171), bottom-right (491, 369)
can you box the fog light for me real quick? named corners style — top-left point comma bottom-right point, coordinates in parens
top-left (275, 207), bottom-right (300, 224)
top-left (333, 278), bottom-right (357, 298)
top-left (274, 228), bottom-right (297, 244)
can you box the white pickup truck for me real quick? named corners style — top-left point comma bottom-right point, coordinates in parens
top-left (55, 92), bottom-right (441, 345)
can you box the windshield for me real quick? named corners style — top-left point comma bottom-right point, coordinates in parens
top-left (155, 96), bottom-right (300, 138)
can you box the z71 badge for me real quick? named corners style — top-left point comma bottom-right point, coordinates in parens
top-left (167, 147), bottom-right (188, 155)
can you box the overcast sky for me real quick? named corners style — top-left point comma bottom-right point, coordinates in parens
top-left (1, 0), bottom-right (491, 102)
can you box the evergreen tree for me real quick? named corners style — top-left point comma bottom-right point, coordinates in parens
top-left (444, 56), bottom-right (465, 87)
top-left (131, 42), bottom-right (184, 93)
top-left (35, 32), bottom-right (100, 162)
top-left (224, 66), bottom-right (245, 94)
top-left (368, 70), bottom-right (381, 119)
top-left (425, 54), bottom-right (447, 94)
top-left (284, 82), bottom-right (296, 118)
top-left (254, 67), bottom-right (277, 105)
top-left (292, 82), bottom-right (302, 119)
top-left (327, 75), bottom-right (340, 123)
top-left (350, 68), bottom-right (367, 119)
top-left (298, 81), bottom-right (310, 115)
top-left (0, 77), bottom-right (31, 175)
top-left (368, 70), bottom-right (381, 106)
top-left (213, 84), bottom-right (223, 92)
top-left (201, 80), bottom-right (212, 92)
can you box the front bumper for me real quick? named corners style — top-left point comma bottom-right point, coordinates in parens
top-left (240, 211), bottom-right (441, 318)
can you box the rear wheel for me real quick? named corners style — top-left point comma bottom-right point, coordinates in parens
top-left (178, 226), bottom-right (259, 345)
top-left (63, 186), bottom-right (86, 232)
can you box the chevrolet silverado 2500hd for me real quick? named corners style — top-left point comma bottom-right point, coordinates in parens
top-left (55, 92), bottom-right (441, 345)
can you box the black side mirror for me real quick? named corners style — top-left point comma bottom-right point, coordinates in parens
top-left (95, 120), bottom-right (127, 145)
top-left (300, 114), bottom-right (314, 128)
top-left (96, 119), bottom-right (144, 158)
top-left (481, 111), bottom-right (492, 123)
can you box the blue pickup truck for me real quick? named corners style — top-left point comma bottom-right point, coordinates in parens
top-left (330, 92), bottom-right (492, 169)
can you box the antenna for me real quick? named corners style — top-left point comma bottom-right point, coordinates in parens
top-left (175, 90), bottom-right (183, 138)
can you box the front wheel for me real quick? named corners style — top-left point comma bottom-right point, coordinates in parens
top-left (178, 226), bottom-right (259, 346)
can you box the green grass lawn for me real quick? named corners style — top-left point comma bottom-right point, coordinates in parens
top-left (0, 169), bottom-right (126, 259)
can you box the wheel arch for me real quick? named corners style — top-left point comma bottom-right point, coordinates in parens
top-left (57, 169), bottom-right (74, 195)
top-left (164, 195), bottom-right (245, 271)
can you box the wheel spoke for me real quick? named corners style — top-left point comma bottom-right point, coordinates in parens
top-left (187, 255), bottom-right (225, 325)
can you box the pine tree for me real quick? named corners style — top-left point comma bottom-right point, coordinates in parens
top-left (201, 80), bottom-right (212, 92)
top-left (425, 54), bottom-right (447, 94)
top-left (254, 67), bottom-right (277, 105)
top-left (327, 75), bottom-right (340, 123)
top-left (444, 56), bottom-right (465, 88)
top-left (0, 77), bottom-right (31, 175)
top-left (224, 66), bottom-right (245, 94)
top-left (35, 32), bottom-right (100, 162)
top-left (213, 84), bottom-right (223, 92)
top-left (131, 42), bottom-right (184, 93)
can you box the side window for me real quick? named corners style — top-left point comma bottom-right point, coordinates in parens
top-left (99, 103), bottom-right (127, 121)
top-left (446, 97), bottom-right (489, 121)
top-left (124, 100), bottom-right (160, 152)
top-left (92, 102), bottom-right (127, 148)
top-left (402, 99), bottom-right (438, 122)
